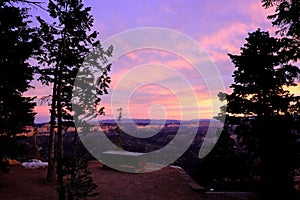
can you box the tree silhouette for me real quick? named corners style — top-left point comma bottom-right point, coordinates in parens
top-left (0, 0), bottom-right (41, 172)
top-left (262, 0), bottom-right (300, 39)
top-left (0, 0), bottom-right (40, 137)
top-left (195, 125), bottom-right (241, 190)
top-left (37, 0), bottom-right (112, 199)
top-left (261, 0), bottom-right (300, 114)
top-left (227, 29), bottom-right (299, 117)
top-left (116, 108), bottom-right (123, 148)
top-left (221, 29), bottom-right (300, 199)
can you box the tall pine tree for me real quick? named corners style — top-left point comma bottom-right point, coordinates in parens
top-left (37, 0), bottom-right (112, 199)
top-left (0, 0), bottom-right (40, 137)
top-left (222, 29), bottom-right (299, 199)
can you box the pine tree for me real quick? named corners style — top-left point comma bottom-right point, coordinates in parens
top-left (262, 0), bottom-right (300, 39)
top-left (222, 29), bottom-right (300, 199)
top-left (261, 0), bottom-right (300, 116)
top-left (0, 0), bottom-right (40, 137)
top-left (65, 156), bottom-right (99, 200)
top-left (37, 0), bottom-right (112, 198)
top-left (227, 29), bottom-right (299, 117)
top-left (0, 0), bottom-right (41, 175)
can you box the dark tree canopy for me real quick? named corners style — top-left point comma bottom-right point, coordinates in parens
top-left (37, 0), bottom-right (112, 121)
top-left (261, 0), bottom-right (300, 114)
top-left (0, 0), bottom-right (40, 136)
top-left (262, 0), bottom-right (300, 39)
top-left (204, 1), bottom-right (300, 197)
top-left (226, 29), bottom-right (299, 117)
top-left (218, 28), bottom-right (300, 199)
top-left (261, 0), bottom-right (300, 63)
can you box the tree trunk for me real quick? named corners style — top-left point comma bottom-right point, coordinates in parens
top-left (68, 128), bottom-right (78, 200)
top-left (33, 128), bottom-right (40, 159)
top-left (57, 3), bottom-right (67, 198)
top-left (46, 66), bottom-right (58, 183)
top-left (57, 64), bottom-right (65, 200)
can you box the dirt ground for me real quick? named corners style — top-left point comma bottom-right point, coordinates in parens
top-left (0, 162), bottom-right (266, 200)
top-left (0, 165), bottom-right (58, 199)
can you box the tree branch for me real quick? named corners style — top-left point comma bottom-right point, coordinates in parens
top-left (11, 0), bottom-right (46, 11)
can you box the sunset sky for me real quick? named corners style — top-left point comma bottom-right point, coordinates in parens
top-left (26, 0), bottom-right (300, 123)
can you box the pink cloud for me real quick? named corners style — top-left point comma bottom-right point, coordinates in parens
top-left (245, 3), bottom-right (279, 37)
top-left (102, 80), bottom-right (218, 120)
top-left (200, 22), bottom-right (254, 63)
top-left (199, 1), bottom-right (280, 64)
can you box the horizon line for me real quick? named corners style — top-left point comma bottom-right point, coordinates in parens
top-left (34, 118), bottom-right (220, 124)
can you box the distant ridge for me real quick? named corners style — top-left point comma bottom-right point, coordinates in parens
top-left (34, 119), bottom-right (220, 126)
top-left (98, 118), bottom-right (218, 124)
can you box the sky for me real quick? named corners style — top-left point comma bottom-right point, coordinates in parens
top-left (25, 0), bottom-right (300, 123)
